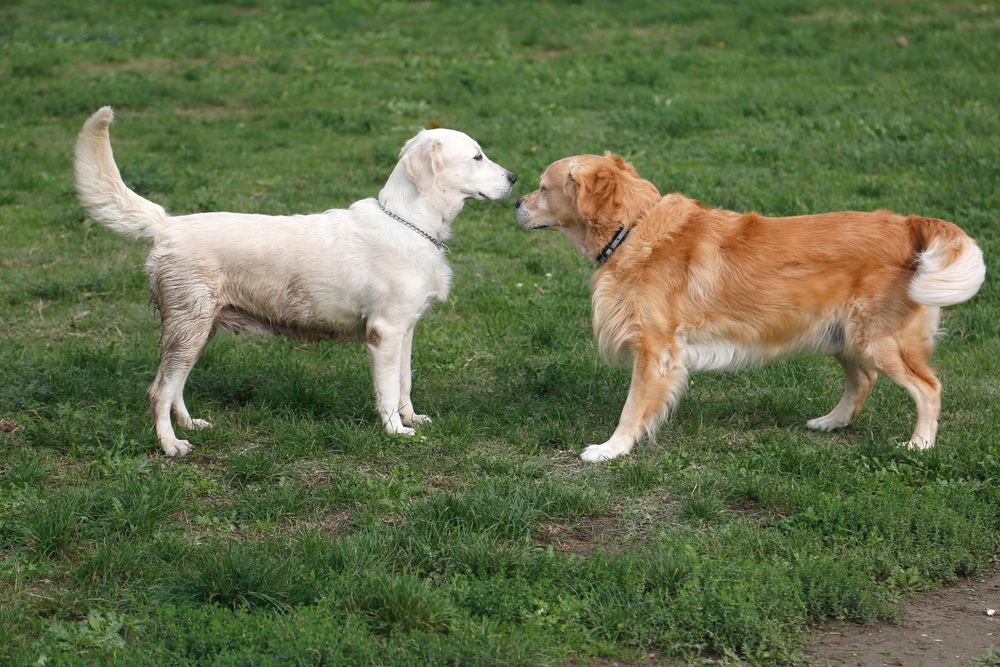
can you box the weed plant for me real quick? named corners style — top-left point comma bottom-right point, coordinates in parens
top-left (2, 0), bottom-right (999, 665)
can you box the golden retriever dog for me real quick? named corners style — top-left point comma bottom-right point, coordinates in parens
top-left (516, 153), bottom-right (985, 462)
top-left (75, 107), bottom-right (516, 456)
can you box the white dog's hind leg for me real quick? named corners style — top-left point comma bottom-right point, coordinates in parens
top-left (397, 325), bottom-right (430, 427)
top-left (150, 369), bottom-right (195, 457)
top-left (172, 383), bottom-right (212, 431)
top-left (807, 356), bottom-right (877, 431)
top-left (367, 322), bottom-right (416, 436)
top-left (581, 344), bottom-right (687, 462)
top-left (149, 314), bottom-right (215, 456)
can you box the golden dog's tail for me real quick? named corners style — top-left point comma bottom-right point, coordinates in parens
top-left (74, 107), bottom-right (167, 242)
top-left (907, 216), bottom-right (986, 307)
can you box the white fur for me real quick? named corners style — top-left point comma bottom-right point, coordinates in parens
top-left (678, 320), bottom-right (847, 372)
top-left (909, 236), bottom-right (986, 307)
top-left (74, 106), bottom-right (516, 456)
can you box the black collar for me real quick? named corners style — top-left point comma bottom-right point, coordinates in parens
top-left (376, 200), bottom-right (449, 253)
top-left (596, 226), bottom-right (631, 265)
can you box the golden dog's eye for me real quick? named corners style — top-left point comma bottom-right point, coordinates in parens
top-left (539, 185), bottom-right (546, 192)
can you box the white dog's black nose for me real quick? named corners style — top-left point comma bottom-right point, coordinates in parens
top-left (506, 171), bottom-right (517, 185)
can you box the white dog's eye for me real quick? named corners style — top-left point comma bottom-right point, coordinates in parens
top-left (473, 153), bottom-right (483, 161)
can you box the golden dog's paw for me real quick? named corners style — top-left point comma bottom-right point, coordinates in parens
top-left (907, 437), bottom-right (934, 451)
top-left (806, 415), bottom-right (849, 431)
top-left (580, 444), bottom-right (623, 463)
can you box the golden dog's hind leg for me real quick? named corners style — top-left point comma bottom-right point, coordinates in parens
top-left (806, 355), bottom-right (878, 432)
top-left (876, 342), bottom-right (941, 449)
top-left (580, 343), bottom-right (688, 462)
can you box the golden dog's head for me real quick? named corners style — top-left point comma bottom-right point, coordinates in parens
top-left (515, 152), bottom-right (660, 260)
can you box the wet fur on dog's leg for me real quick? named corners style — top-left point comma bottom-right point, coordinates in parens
top-left (149, 314), bottom-right (215, 457)
top-left (145, 258), bottom-right (219, 455)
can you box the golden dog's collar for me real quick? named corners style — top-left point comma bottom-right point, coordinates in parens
top-left (596, 226), bottom-right (631, 265)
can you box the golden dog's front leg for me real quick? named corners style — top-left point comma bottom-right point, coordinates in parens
top-left (580, 343), bottom-right (688, 462)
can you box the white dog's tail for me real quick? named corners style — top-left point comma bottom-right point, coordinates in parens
top-left (907, 215), bottom-right (986, 307)
top-left (74, 107), bottom-right (167, 241)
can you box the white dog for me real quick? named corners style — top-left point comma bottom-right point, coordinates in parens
top-left (74, 107), bottom-right (516, 456)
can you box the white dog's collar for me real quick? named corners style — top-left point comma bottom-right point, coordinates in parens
top-left (376, 200), bottom-right (449, 253)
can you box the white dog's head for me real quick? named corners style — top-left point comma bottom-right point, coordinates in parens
top-left (382, 129), bottom-right (516, 221)
top-left (403, 129), bottom-right (516, 202)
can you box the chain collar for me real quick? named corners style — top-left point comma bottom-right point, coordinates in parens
top-left (376, 200), bottom-right (449, 253)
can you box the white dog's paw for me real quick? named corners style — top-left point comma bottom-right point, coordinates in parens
top-left (161, 438), bottom-right (193, 457)
top-left (580, 444), bottom-right (626, 463)
top-left (176, 416), bottom-right (212, 430)
top-left (806, 414), bottom-right (849, 432)
top-left (386, 423), bottom-right (417, 437)
top-left (404, 414), bottom-right (432, 426)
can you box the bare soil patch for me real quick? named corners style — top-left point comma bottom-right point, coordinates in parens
top-left (808, 565), bottom-right (1000, 666)
top-left (579, 566), bottom-right (999, 666)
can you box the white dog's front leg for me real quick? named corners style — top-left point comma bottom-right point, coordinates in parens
top-left (367, 323), bottom-right (416, 436)
top-left (397, 325), bottom-right (431, 427)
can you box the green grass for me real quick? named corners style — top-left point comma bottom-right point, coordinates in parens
top-left (2, 0), bottom-right (999, 664)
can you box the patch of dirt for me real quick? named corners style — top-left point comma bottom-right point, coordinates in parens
top-left (0, 418), bottom-right (22, 433)
top-left (577, 567), bottom-right (999, 666)
top-left (808, 566), bottom-right (1000, 666)
top-left (538, 516), bottom-right (621, 555)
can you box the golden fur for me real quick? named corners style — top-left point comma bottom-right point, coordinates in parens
top-left (516, 153), bottom-right (985, 462)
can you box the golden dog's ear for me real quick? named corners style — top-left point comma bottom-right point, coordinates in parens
top-left (603, 151), bottom-right (641, 178)
top-left (403, 136), bottom-right (443, 194)
top-left (572, 157), bottom-right (626, 224)
top-left (571, 153), bottom-right (660, 225)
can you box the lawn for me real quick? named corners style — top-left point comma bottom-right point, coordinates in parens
top-left (1, 0), bottom-right (998, 664)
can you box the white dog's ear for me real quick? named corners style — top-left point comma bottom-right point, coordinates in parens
top-left (403, 137), bottom-right (443, 194)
